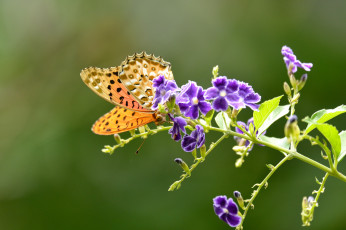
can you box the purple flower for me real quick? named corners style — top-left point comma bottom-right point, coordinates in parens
top-left (176, 81), bottom-right (212, 119)
top-left (152, 75), bottom-right (179, 110)
top-left (168, 114), bottom-right (187, 141)
top-left (205, 77), bottom-right (261, 111)
top-left (281, 46), bottom-right (313, 73)
top-left (181, 125), bottom-right (205, 152)
top-left (213, 195), bottom-right (242, 228)
top-left (205, 76), bottom-right (239, 111)
top-left (234, 117), bottom-right (265, 151)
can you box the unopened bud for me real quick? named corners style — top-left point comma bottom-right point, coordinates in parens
top-left (191, 148), bottom-right (197, 159)
top-left (113, 134), bottom-right (121, 144)
top-left (233, 191), bottom-right (245, 210)
top-left (235, 158), bottom-right (244, 168)
top-left (158, 103), bottom-right (166, 114)
top-left (166, 94), bottom-right (176, 112)
top-left (283, 82), bottom-right (291, 97)
top-left (291, 93), bottom-right (300, 103)
top-left (284, 115), bottom-right (300, 142)
top-left (298, 74), bottom-right (308, 91)
top-left (174, 158), bottom-right (191, 176)
top-left (200, 144), bottom-right (206, 160)
top-left (212, 65), bottom-right (219, 79)
top-left (129, 129), bottom-right (136, 136)
top-left (289, 74), bottom-right (297, 89)
top-left (233, 145), bottom-right (247, 152)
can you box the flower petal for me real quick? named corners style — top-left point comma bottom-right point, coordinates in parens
top-left (226, 79), bottom-right (239, 93)
top-left (213, 195), bottom-right (228, 207)
top-left (198, 101), bottom-right (212, 115)
top-left (245, 102), bottom-right (260, 111)
top-left (235, 121), bottom-right (247, 135)
top-left (226, 198), bottom-right (238, 215)
top-left (181, 135), bottom-right (197, 152)
top-left (185, 104), bottom-right (199, 119)
top-left (152, 75), bottom-right (165, 88)
top-left (225, 214), bottom-right (242, 227)
top-left (244, 92), bottom-right (261, 103)
top-left (175, 117), bottom-right (187, 133)
top-left (225, 93), bottom-right (240, 103)
top-left (212, 76), bottom-right (228, 89)
top-left (178, 102), bottom-right (190, 113)
top-left (212, 97), bottom-right (228, 111)
top-left (213, 205), bottom-right (224, 216)
top-left (205, 87), bottom-right (219, 100)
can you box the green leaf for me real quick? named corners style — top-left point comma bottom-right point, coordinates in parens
top-left (315, 123), bottom-right (341, 161)
top-left (203, 109), bottom-right (215, 126)
top-left (253, 96), bottom-right (283, 132)
top-left (259, 136), bottom-right (290, 150)
top-left (337, 131), bottom-right (346, 162)
top-left (215, 112), bottom-right (231, 130)
top-left (303, 105), bottom-right (346, 134)
top-left (258, 105), bottom-right (290, 135)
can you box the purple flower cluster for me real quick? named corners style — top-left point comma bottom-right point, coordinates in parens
top-left (213, 195), bottom-right (242, 227)
top-left (205, 76), bottom-right (261, 111)
top-left (152, 75), bottom-right (179, 110)
top-left (281, 46), bottom-right (313, 73)
top-left (176, 81), bottom-right (212, 120)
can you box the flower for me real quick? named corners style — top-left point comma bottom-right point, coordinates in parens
top-left (281, 46), bottom-right (313, 73)
top-left (205, 76), bottom-right (239, 111)
top-left (168, 114), bottom-right (187, 141)
top-left (176, 81), bottom-right (212, 119)
top-left (181, 125), bottom-right (205, 152)
top-left (152, 75), bottom-right (179, 110)
top-left (234, 117), bottom-right (265, 151)
top-left (213, 195), bottom-right (242, 228)
top-left (205, 77), bottom-right (261, 111)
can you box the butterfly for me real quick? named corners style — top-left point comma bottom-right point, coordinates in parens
top-left (80, 52), bottom-right (174, 135)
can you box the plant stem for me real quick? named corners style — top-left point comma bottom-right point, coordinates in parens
top-left (238, 154), bottom-right (291, 229)
top-left (307, 173), bottom-right (329, 223)
top-left (169, 133), bottom-right (229, 191)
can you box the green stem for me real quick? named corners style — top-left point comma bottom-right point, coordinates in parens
top-left (239, 154), bottom-right (291, 228)
top-left (169, 133), bottom-right (229, 191)
top-left (307, 173), bottom-right (329, 222)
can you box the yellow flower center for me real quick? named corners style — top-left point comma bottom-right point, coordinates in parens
top-left (192, 97), bottom-right (199, 105)
top-left (219, 90), bottom-right (227, 97)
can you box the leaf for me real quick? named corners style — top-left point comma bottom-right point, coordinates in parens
top-left (315, 123), bottom-right (341, 161)
top-left (337, 131), bottom-right (346, 162)
top-left (303, 105), bottom-right (346, 134)
top-left (258, 105), bottom-right (290, 135)
top-left (259, 136), bottom-right (290, 150)
top-left (253, 96), bottom-right (283, 132)
top-left (203, 109), bottom-right (215, 126)
top-left (215, 112), bottom-right (231, 130)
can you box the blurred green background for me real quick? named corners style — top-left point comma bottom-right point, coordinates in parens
top-left (1, 0), bottom-right (345, 229)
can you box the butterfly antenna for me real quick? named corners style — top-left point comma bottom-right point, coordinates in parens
top-left (135, 138), bottom-right (146, 154)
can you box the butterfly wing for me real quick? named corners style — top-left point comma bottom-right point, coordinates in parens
top-left (118, 52), bottom-right (174, 110)
top-left (92, 106), bottom-right (157, 135)
top-left (80, 66), bottom-right (152, 113)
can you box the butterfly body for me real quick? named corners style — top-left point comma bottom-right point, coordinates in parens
top-left (81, 52), bottom-right (173, 135)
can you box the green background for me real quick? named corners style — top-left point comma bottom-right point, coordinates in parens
top-left (1, 0), bottom-right (345, 229)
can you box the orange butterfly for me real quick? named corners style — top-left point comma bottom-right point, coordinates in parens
top-left (80, 52), bottom-right (174, 135)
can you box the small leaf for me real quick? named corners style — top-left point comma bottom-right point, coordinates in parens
top-left (315, 123), bottom-right (341, 161)
top-left (303, 105), bottom-right (346, 134)
top-left (215, 111), bottom-right (231, 130)
top-left (203, 109), bottom-right (215, 126)
top-left (259, 136), bottom-right (290, 150)
top-left (254, 96), bottom-right (283, 132)
top-left (258, 105), bottom-right (290, 135)
top-left (337, 131), bottom-right (346, 162)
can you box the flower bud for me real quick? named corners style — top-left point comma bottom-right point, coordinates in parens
top-left (289, 74), bottom-right (297, 89)
top-left (283, 82), bottom-right (291, 97)
top-left (113, 134), bottom-right (121, 144)
top-left (138, 126), bottom-right (146, 134)
top-left (232, 145), bottom-right (247, 152)
top-left (200, 144), bottom-right (206, 160)
top-left (166, 94), bottom-right (176, 113)
top-left (129, 129), bottom-right (136, 136)
top-left (191, 148), bottom-right (197, 159)
top-left (284, 115), bottom-right (300, 142)
top-left (174, 158), bottom-right (191, 176)
top-left (158, 103), bottom-right (166, 114)
top-left (235, 158), bottom-right (244, 168)
top-left (233, 191), bottom-right (245, 210)
top-left (298, 74), bottom-right (308, 91)
top-left (212, 65), bottom-right (219, 79)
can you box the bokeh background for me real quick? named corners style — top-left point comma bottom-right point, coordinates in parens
top-left (1, 0), bottom-right (345, 229)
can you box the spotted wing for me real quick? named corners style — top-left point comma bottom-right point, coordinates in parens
top-left (118, 52), bottom-right (174, 110)
top-left (92, 106), bottom-right (157, 135)
top-left (80, 66), bottom-right (152, 113)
